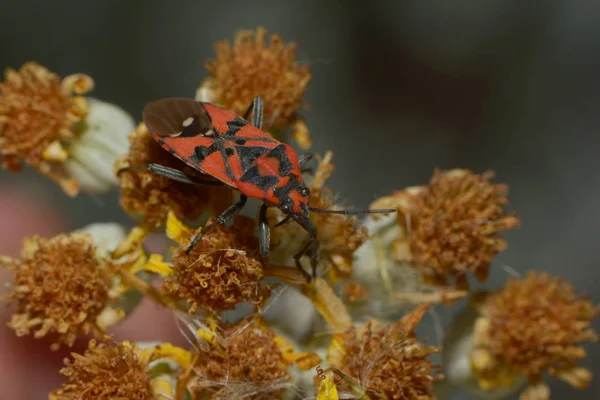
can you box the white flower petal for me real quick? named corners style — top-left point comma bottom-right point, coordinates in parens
top-left (65, 158), bottom-right (114, 194)
top-left (264, 287), bottom-right (317, 342)
top-left (65, 97), bottom-right (135, 194)
top-left (77, 222), bottom-right (127, 257)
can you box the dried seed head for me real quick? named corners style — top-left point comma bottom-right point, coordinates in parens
top-left (203, 26), bottom-right (311, 134)
top-left (471, 272), bottom-right (599, 393)
top-left (332, 305), bottom-right (442, 399)
top-left (192, 318), bottom-right (291, 399)
top-left (269, 152), bottom-right (367, 280)
top-left (0, 62), bottom-right (93, 195)
top-left (117, 122), bottom-right (232, 228)
top-left (372, 169), bottom-right (520, 287)
top-left (164, 215), bottom-right (271, 313)
top-left (2, 233), bottom-right (111, 350)
top-left (50, 338), bottom-right (154, 400)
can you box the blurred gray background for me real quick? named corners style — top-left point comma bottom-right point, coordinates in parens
top-left (0, 1), bottom-right (599, 399)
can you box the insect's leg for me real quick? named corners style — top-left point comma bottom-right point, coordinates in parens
top-left (293, 240), bottom-right (313, 282)
top-left (185, 195), bottom-right (248, 253)
top-left (117, 164), bottom-right (222, 186)
top-left (257, 204), bottom-right (270, 259)
top-left (298, 152), bottom-right (314, 175)
top-left (293, 217), bottom-right (318, 282)
top-left (242, 96), bottom-right (264, 130)
top-left (298, 152), bottom-right (313, 167)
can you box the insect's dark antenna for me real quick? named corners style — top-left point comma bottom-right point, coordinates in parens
top-left (308, 207), bottom-right (396, 215)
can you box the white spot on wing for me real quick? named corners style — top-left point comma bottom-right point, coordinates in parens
top-left (169, 131), bottom-right (183, 138)
top-left (182, 117), bottom-right (194, 127)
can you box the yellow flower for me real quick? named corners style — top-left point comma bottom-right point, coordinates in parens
top-left (0, 62), bottom-right (133, 196)
top-left (371, 169), bottom-right (520, 288)
top-left (198, 26), bottom-right (312, 148)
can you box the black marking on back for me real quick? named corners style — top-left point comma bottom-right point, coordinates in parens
top-left (225, 148), bottom-right (234, 156)
top-left (216, 141), bottom-right (235, 180)
top-left (222, 134), bottom-right (277, 144)
top-left (273, 173), bottom-right (306, 203)
top-left (192, 143), bottom-right (219, 162)
top-left (240, 165), bottom-right (279, 189)
top-left (224, 117), bottom-right (247, 136)
top-left (267, 144), bottom-right (294, 176)
top-left (236, 145), bottom-right (270, 171)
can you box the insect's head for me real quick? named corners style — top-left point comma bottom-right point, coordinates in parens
top-left (278, 185), bottom-right (310, 216)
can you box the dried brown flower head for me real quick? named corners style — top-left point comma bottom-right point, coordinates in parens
top-left (192, 318), bottom-right (292, 399)
top-left (0, 62), bottom-right (93, 195)
top-left (269, 152), bottom-right (368, 280)
top-left (201, 26), bottom-right (312, 146)
top-left (471, 272), bottom-right (599, 397)
top-left (372, 169), bottom-right (520, 287)
top-left (330, 305), bottom-right (442, 399)
top-left (164, 215), bottom-right (271, 313)
top-left (117, 122), bottom-right (232, 228)
top-left (2, 233), bottom-right (111, 350)
top-left (50, 338), bottom-right (153, 400)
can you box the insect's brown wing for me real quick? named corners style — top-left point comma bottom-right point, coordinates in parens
top-left (143, 97), bottom-right (212, 138)
top-left (143, 98), bottom-right (237, 187)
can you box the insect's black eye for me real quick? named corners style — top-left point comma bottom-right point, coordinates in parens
top-left (299, 187), bottom-right (309, 197)
top-left (280, 201), bottom-right (292, 214)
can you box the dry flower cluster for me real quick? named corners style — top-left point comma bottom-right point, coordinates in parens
top-left (1, 26), bottom-right (597, 400)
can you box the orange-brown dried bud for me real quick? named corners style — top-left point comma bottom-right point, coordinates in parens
top-left (269, 152), bottom-right (367, 280)
top-left (203, 26), bottom-right (311, 134)
top-left (2, 233), bottom-right (111, 350)
top-left (164, 215), bottom-right (271, 313)
top-left (341, 281), bottom-right (369, 304)
top-left (332, 305), bottom-right (442, 399)
top-left (116, 122), bottom-right (232, 228)
top-left (372, 169), bottom-right (519, 287)
top-left (471, 271), bottom-right (599, 393)
top-left (0, 62), bottom-right (93, 195)
top-left (192, 318), bottom-right (291, 399)
top-left (50, 338), bottom-right (154, 400)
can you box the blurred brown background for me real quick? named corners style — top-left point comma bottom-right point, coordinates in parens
top-left (1, 1), bottom-right (599, 399)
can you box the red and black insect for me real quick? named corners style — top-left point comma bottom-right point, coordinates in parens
top-left (120, 96), bottom-right (394, 281)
